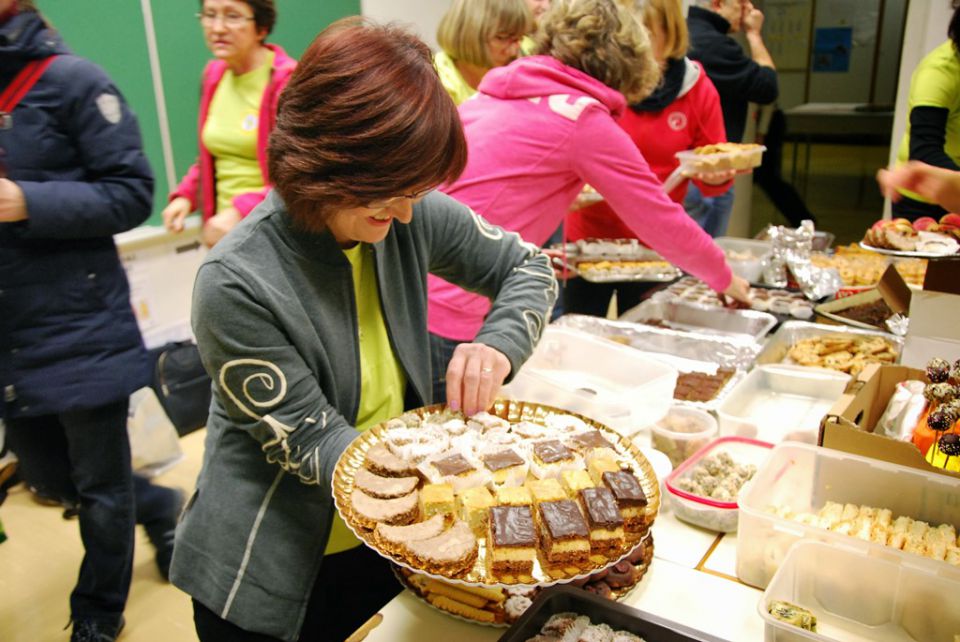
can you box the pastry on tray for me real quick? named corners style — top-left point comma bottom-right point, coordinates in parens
top-left (374, 514), bottom-right (446, 556)
top-left (353, 468), bottom-right (419, 499)
top-left (480, 448), bottom-right (528, 488)
top-left (602, 471), bottom-right (649, 533)
top-left (488, 505), bottom-right (538, 574)
top-left (457, 486), bottom-right (495, 537)
top-left (363, 442), bottom-right (419, 478)
top-left (579, 487), bottom-right (625, 553)
top-left (419, 483), bottom-right (455, 523)
top-left (495, 485), bottom-right (533, 508)
top-left (560, 469), bottom-right (596, 498)
top-left (528, 439), bottom-right (583, 479)
top-left (403, 520), bottom-right (478, 576)
top-left (527, 478), bottom-right (567, 507)
top-left (537, 499), bottom-right (591, 565)
top-left (350, 487), bottom-right (420, 530)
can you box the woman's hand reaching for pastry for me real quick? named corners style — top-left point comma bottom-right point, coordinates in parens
top-left (720, 274), bottom-right (752, 308)
top-left (446, 343), bottom-right (512, 417)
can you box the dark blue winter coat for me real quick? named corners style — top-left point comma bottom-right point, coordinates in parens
top-left (0, 11), bottom-right (154, 419)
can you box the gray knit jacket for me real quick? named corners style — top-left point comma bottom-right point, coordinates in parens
top-left (169, 190), bottom-right (557, 640)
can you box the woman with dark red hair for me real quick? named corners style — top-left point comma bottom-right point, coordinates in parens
top-left (168, 18), bottom-right (556, 642)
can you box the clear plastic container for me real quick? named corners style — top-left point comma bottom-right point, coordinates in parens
top-left (737, 442), bottom-right (960, 589)
top-left (664, 436), bottom-right (773, 533)
top-left (650, 406), bottom-right (718, 467)
top-left (716, 365), bottom-right (850, 444)
top-left (714, 237), bottom-right (772, 283)
top-left (675, 144), bottom-right (766, 173)
top-left (760, 541), bottom-right (960, 642)
top-left (502, 326), bottom-right (678, 436)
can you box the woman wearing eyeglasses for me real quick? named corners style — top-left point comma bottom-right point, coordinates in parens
top-left (168, 18), bottom-right (556, 642)
top-left (162, 0), bottom-right (294, 247)
top-left (435, 0), bottom-right (532, 105)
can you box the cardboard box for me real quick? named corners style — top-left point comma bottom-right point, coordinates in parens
top-left (901, 260), bottom-right (960, 368)
top-left (819, 363), bottom-right (960, 480)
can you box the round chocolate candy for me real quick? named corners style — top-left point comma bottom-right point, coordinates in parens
top-left (927, 410), bottom-right (953, 432)
top-left (924, 383), bottom-right (957, 404)
top-left (938, 433), bottom-right (960, 457)
top-left (583, 581), bottom-right (614, 600)
top-left (927, 357), bottom-right (951, 383)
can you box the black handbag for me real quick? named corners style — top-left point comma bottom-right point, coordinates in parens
top-left (150, 341), bottom-right (212, 437)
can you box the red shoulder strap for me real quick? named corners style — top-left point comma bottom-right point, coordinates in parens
top-left (0, 56), bottom-right (56, 114)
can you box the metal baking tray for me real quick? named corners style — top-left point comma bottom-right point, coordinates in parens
top-left (755, 321), bottom-right (904, 367)
top-left (551, 242), bottom-right (683, 283)
top-left (620, 299), bottom-right (777, 341)
top-left (552, 315), bottom-right (756, 412)
top-left (498, 584), bottom-right (725, 642)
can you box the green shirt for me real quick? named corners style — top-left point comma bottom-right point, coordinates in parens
top-left (434, 50), bottom-right (476, 106)
top-left (325, 243), bottom-right (406, 554)
top-left (202, 50), bottom-right (274, 213)
top-left (897, 41), bottom-right (960, 202)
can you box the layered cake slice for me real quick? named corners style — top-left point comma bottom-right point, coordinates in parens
top-left (364, 442), bottom-right (419, 478)
top-left (457, 486), bottom-right (495, 537)
top-left (529, 439), bottom-right (582, 479)
top-left (374, 513), bottom-right (446, 556)
top-left (579, 486), bottom-right (625, 552)
top-left (602, 471), bottom-right (649, 532)
top-left (560, 469), bottom-right (595, 498)
top-left (403, 520), bottom-right (478, 576)
top-left (587, 448), bottom-right (621, 485)
top-left (488, 505), bottom-right (537, 574)
top-left (419, 451), bottom-right (489, 492)
top-left (527, 478), bottom-right (567, 507)
top-left (566, 429), bottom-right (615, 455)
top-left (480, 448), bottom-right (528, 488)
top-left (420, 483), bottom-right (456, 523)
top-left (353, 468), bottom-right (419, 499)
top-left (537, 499), bottom-right (591, 565)
top-left (350, 487), bottom-right (420, 530)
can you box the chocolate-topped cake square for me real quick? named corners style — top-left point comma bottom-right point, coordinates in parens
top-left (488, 505), bottom-right (537, 574)
top-left (579, 487), bottom-right (624, 552)
top-left (432, 453), bottom-right (474, 477)
top-left (530, 439), bottom-right (583, 480)
top-left (567, 430), bottom-right (615, 454)
top-left (481, 448), bottom-right (529, 488)
top-left (538, 500), bottom-right (590, 564)
top-left (602, 470), bottom-right (649, 532)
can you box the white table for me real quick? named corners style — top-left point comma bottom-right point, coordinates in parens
top-left (361, 512), bottom-right (766, 641)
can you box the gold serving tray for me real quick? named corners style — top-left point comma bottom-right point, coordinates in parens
top-left (331, 400), bottom-right (661, 588)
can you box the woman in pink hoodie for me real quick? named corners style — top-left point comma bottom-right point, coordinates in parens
top-left (162, 0), bottom-right (296, 247)
top-left (428, 0), bottom-right (749, 403)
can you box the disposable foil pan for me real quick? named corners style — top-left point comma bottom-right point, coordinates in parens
top-left (755, 321), bottom-right (904, 370)
top-left (552, 315), bottom-right (757, 411)
top-left (620, 299), bottom-right (777, 341)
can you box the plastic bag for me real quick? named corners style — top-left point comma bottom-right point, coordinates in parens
top-left (128, 387), bottom-right (183, 476)
top-left (874, 380), bottom-right (926, 441)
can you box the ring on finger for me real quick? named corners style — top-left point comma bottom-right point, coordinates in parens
top-left (481, 367), bottom-right (494, 374)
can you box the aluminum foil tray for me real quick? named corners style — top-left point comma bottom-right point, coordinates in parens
top-left (620, 299), bottom-right (777, 341)
top-left (331, 400), bottom-right (659, 589)
top-left (756, 321), bottom-right (904, 370)
top-left (552, 242), bottom-right (682, 283)
top-left (552, 315), bottom-right (757, 411)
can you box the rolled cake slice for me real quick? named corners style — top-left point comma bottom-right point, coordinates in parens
top-left (538, 500), bottom-right (591, 565)
top-left (489, 505), bottom-right (537, 574)
top-left (353, 468), bottom-right (419, 499)
top-left (602, 470), bottom-right (649, 532)
top-left (364, 442), bottom-right (419, 478)
top-left (350, 487), bottom-right (420, 530)
top-left (578, 486), bottom-right (624, 552)
top-left (374, 514), bottom-right (446, 556)
top-left (403, 520), bottom-right (478, 576)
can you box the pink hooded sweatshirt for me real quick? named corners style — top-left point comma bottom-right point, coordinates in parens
top-left (169, 43), bottom-right (296, 222)
top-left (428, 56), bottom-right (733, 342)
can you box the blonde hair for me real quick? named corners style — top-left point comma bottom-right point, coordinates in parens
top-left (437, 0), bottom-right (534, 68)
top-left (533, 0), bottom-right (660, 102)
top-left (640, 0), bottom-right (688, 60)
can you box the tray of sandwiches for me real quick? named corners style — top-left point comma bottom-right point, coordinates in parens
top-left (551, 239), bottom-right (682, 283)
top-left (392, 533), bottom-right (655, 627)
top-left (331, 401), bottom-right (659, 589)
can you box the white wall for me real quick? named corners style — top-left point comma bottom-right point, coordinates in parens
top-left (360, 0), bottom-right (450, 50)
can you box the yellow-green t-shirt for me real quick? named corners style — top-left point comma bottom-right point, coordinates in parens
top-left (325, 243), bottom-right (407, 555)
top-left (434, 50), bottom-right (476, 106)
top-left (897, 40), bottom-right (960, 202)
top-left (202, 50), bottom-right (274, 214)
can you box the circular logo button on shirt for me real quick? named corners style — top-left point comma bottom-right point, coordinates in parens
top-left (242, 114), bottom-right (258, 132)
top-left (667, 111), bottom-right (687, 132)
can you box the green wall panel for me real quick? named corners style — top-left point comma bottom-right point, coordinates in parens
top-left (36, 0), bottom-right (361, 225)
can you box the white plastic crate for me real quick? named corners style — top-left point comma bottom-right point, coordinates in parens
top-left (501, 326), bottom-right (677, 436)
top-left (737, 442), bottom-right (960, 589)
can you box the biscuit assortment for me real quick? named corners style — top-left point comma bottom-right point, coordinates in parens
top-left (787, 334), bottom-right (897, 375)
top-left (335, 403), bottom-right (659, 586)
top-left (810, 247), bottom-right (926, 287)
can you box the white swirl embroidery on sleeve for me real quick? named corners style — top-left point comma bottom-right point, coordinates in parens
top-left (219, 359), bottom-right (288, 420)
